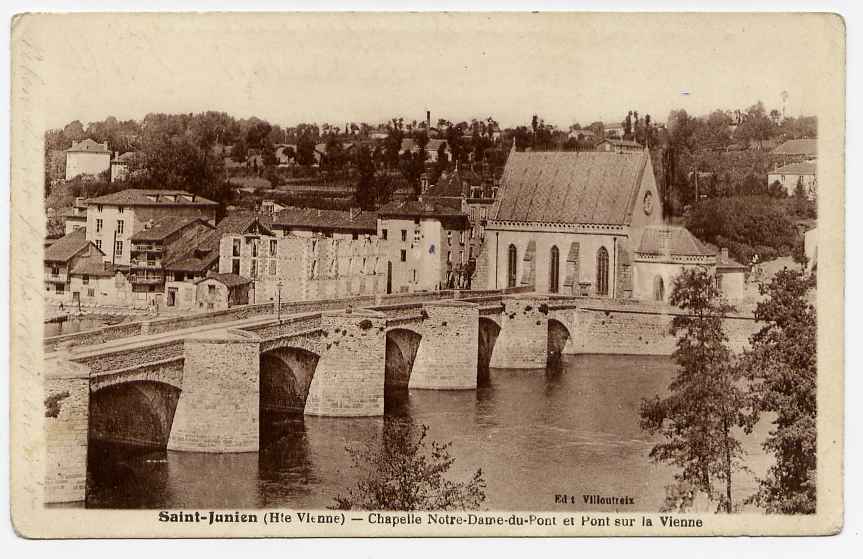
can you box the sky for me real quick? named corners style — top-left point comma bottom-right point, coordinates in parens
top-left (17, 12), bottom-right (837, 131)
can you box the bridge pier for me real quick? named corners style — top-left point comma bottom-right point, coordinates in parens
top-left (410, 301), bottom-right (479, 389)
top-left (489, 295), bottom-right (550, 369)
top-left (167, 332), bottom-right (262, 452)
top-left (304, 310), bottom-right (388, 417)
top-left (44, 360), bottom-right (90, 504)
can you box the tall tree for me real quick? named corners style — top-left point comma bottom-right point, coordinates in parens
top-left (741, 269), bottom-right (817, 514)
top-left (640, 268), bottom-right (747, 513)
top-left (354, 145), bottom-right (377, 210)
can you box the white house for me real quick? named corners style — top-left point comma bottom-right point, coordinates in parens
top-left (65, 139), bottom-right (111, 180)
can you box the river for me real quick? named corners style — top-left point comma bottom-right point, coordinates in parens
top-left (85, 354), bottom-right (771, 511)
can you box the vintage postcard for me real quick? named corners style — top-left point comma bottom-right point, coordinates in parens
top-left (10, 12), bottom-right (844, 537)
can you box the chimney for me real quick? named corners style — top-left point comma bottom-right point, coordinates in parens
top-left (426, 110), bottom-right (431, 130)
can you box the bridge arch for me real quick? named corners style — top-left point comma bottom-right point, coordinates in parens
top-left (260, 346), bottom-right (320, 414)
top-left (547, 318), bottom-right (572, 364)
top-left (385, 328), bottom-right (422, 389)
top-left (89, 380), bottom-right (181, 448)
top-left (478, 317), bottom-right (501, 382)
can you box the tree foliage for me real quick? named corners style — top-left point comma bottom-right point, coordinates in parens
top-left (741, 269), bottom-right (817, 514)
top-left (640, 268), bottom-right (747, 513)
top-left (686, 196), bottom-right (799, 264)
top-left (332, 419), bottom-right (486, 511)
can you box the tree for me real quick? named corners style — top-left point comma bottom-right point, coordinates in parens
top-left (741, 269), bottom-right (817, 514)
top-left (295, 135), bottom-right (316, 166)
top-left (640, 268), bottom-right (747, 513)
top-left (332, 419), bottom-right (486, 511)
top-left (354, 145), bottom-right (377, 210)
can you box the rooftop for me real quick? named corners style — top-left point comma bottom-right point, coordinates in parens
top-left (598, 138), bottom-right (643, 148)
top-left (44, 229), bottom-right (92, 263)
top-left (164, 212), bottom-right (273, 273)
top-left (770, 160), bottom-right (817, 175)
top-left (636, 225), bottom-right (714, 257)
top-left (65, 138), bottom-right (110, 154)
top-left (196, 272), bottom-right (253, 288)
top-left (272, 207), bottom-right (378, 232)
top-left (86, 189), bottom-right (218, 207)
top-left (492, 150), bottom-right (651, 226)
top-left (771, 139), bottom-right (817, 156)
top-left (378, 199), bottom-right (470, 229)
top-left (130, 216), bottom-right (213, 242)
top-left (70, 252), bottom-right (116, 277)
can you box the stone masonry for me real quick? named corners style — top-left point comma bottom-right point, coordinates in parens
top-left (167, 332), bottom-right (262, 452)
top-left (410, 301), bottom-right (479, 389)
top-left (44, 360), bottom-right (90, 504)
top-left (489, 295), bottom-right (550, 368)
top-left (304, 310), bottom-right (388, 416)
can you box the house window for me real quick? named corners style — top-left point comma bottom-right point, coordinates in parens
top-left (269, 260), bottom-right (276, 276)
top-left (401, 230), bottom-right (407, 242)
top-left (118, 206), bottom-right (124, 214)
top-left (549, 246), bottom-right (560, 293)
top-left (250, 260), bottom-right (257, 278)
top-left (56, 284), bottom-right (64, 293)
top-left (596, 247), bottom-right (610, 296)
top-left (269, 239), bottom-right (277, 257)
top-left (95, 240), bottom-right (102, 250)
top-left (51, 265), bottom-right (59, 277)
top-left (115, 240), bottom-right (123, 256)
top-left (413, 269), bottom-right (417, 282)
top-left (400, 249), bottom-right (406, 262)
top-left (232, 259), bottom-right (240, 275)
top-left (382, 229), bottom-right (388, 240)
top-left (447, 231), bottom-right (452, 245)
top-left (117, 220), bottom-right (124, 235)
top-left (96, 219), bottom-right (103, 233)
top-left (208, 285), bottom-right (216, 297)
top-left (82, 274), bottom-right (89, 285)
top-left (447, 250), bottom-right (451, 263)
top-left (352, 232), bottom-right (359, 240)
top-left (232, 239), bottom-right (241, 257)
top-left (251, 241), bottom-right (258, 258)
top-left (97, 204), bottom-right (103, 213)
top-left (507, 244), bottom-right (518, 288)
top-left (87, 288), bottom-right (95, 297)
top-left (654, 275), bottom-right (665, 302)
top-left (460, 231), bottom-right (465, 244)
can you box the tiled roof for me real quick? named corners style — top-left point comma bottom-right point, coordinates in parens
top-left (57, 207), bottom-right (86, 219)
top-left (770, 161), bottom-right (817, 175)
top-left (130, 216), bottom-right (212, 242)
top-left (44, 229), bottom-right (92, 263)
top-left (65, 138), bottom-right (109, 153)
top-left (197, 272), bottom-right (252, 288)
top-left (163, 212), bottom-right (273, 273)
top-left (492, 150), bottom-right (649, 225)
top-left (86, 189), bottom-right (218, 207)
top-left (70, 253), bottom-right (115, 277)
top-left (599, 139), bottom-right (642, 148)
top-left (272, 207), bottom-right (378, 232)
top-left (636, 225), bottom-right (713, 257)
top-left (115, 151), bottom-right (139, 163)
top-left (378, 199), bottom-right (470, 229)
top-left (771, 139), bottom-right (817, 156)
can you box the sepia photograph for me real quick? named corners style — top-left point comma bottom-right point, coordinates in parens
top-left (8, 10), bottom-right (845, 538)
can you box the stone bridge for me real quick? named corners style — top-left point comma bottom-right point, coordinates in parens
top-left (44, 291), bottom-right (760, 503)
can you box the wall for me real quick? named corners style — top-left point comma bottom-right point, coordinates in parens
top-left (195, 279), bottom-right (230, 311)
top-left (565, 304), bottom-right (760, 356)
top-left (65, 151), bottom-right (110, 180)
top-left (488, 296), bottom-right (549, 368)
top-left (410, 302), bottom-right (479, 389)
top-left (44, 362), bottom-right (90, 503)
top-left (485, 227), bottom-right (627, 296)
top-left (167, 336), bottom-right (261, 452)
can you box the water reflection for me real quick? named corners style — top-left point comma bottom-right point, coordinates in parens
top-left (86, 354), bottom-right (770, 511)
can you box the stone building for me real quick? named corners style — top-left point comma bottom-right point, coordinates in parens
top-left (44, 229), bottom-right (130, 306)
top-left (84, 189), bottom-right (218, 267)
top-left (65, 138), bottom-right (111, 180)
top-left (767, 160), bottom-right (817, 199)
top-left (128, 216), bottom-right (215, 306)
top-left (377, 199), bottom-right (471, 292)
top-left (194, 273), bottom-right (252, 311)
top-left (477, 148), bottom-right (664, 296)
top-left (217, 231), bottom-right (386, 303)
top-left (269, 207), bottom-right (378, 239)
top-left (477, 148), bottom-right (747, 304)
